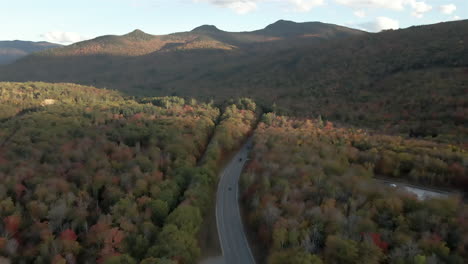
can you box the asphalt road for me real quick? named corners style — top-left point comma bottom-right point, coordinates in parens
top-left (216, 138), bottom-right (256, 264)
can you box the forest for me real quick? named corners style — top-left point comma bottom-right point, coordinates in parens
top-left (0, 82), bottom-right (467, 264)
top-left (0, 82), bottom-right (257, 263)
top-left (241, 114), bottom-right (467, 264)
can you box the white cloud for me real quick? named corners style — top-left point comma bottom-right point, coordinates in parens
top-left (409, 1), bottom-right (432, 18)
top-left (335, 0), bottom-right (405, 10)
top-left (286, 0), bottom-right (325, 12)
top-left (40, 31), bottom-right (88, 44)
top-left (440, 4), bottom-right (456, 15)
top-left (224, 1), bottom-right (258, 14)
top-left (452, 15), bottom-right (460, 20)
top-left (353, 10), bottom-right (366, 18)
top-left (359, 16), bottom-right (400, 32)
top-left (193, 0), bottom-right (259, 14)
top-left (193, 0), bottom-right (323, 14)
top-left (335, 0), bottom-right (432, 18)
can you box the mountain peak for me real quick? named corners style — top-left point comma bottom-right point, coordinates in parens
top-left (128, 29), bottom-right (145, 34)
top-left (266, 20), bottom-right (298, 29)
top-left (124, 29), bottom-right (153, 40)
top-left (191, 25), bottom-right (221, 33)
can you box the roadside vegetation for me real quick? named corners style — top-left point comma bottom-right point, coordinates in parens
top-left (241, 114), bottom-right (468, 263)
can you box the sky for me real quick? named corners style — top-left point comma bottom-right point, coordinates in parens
top-left (0, 0), bottom-right (466, 44)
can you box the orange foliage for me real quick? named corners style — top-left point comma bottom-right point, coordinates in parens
top-left (15, 184), bottom-right (26, 198)
top-left (324, 121), bottom-right (334, 130)
top-left (98, 228), bottom-right (125, 263)
top-left (4, 215), bottom-right (21, 235)
top-left (52, 255), bottom-right (66, 264)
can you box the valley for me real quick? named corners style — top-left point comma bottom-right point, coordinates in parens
top-left (0, 12), bottom-right (467, 264)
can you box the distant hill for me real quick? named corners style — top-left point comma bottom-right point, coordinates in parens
top-left (0, 20), bottom-right (466, 142)
top-left (0, 40), bottom-right (61, 64)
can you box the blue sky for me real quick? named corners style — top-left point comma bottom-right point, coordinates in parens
top-left (0, 0), bottom-right (466, 44)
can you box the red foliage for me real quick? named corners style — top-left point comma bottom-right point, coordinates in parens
top-left (324, 121), bottom-right (334, 130)
top-left (60, 229), bottom-right (78, 241)
top-left (131, 113), bottom-right (144, 121)
top-left (366, 232), bottom-right (389, 252)
top-left (4, 215), bottom-right (21, 235)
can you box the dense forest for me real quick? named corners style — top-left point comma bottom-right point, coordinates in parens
top-left (241, 114), bottom-right (467, 263)
top-left (0, 81), bottom-right (466, 264)
top-left (0, 82), bottom-right (256, 263)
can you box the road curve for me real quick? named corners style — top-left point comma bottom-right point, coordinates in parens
top-left (216, 138), bottom-right (256, 264)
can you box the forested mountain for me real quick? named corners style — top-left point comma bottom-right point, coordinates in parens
top-left (0, 41), bottom-right (61, 65)
top-left (0, 20), bottom-right (466, 143)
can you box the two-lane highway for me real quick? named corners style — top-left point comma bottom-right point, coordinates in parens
top-left (216, 139), bottom-right (256, 264)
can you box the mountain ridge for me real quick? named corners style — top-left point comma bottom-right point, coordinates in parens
top-left (0, 40), bottom-right (61, 64)
top-left (25, 20), bottom-right (365, 57)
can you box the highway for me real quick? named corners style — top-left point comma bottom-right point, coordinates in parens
top-left (216, 138), bottom-right (256, 264)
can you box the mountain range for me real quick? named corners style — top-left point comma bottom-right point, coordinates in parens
top-left (24, 20), bottom-right (364, 57)
top-left (0, 40), bottom-right (61, 64)
top-left (0, 19), bottom-right (466, 142)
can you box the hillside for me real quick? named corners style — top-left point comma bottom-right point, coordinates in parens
top-left (0, 20), bottom-right (466, 143)
top-left (0, 40), bottom-right (61, 64)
